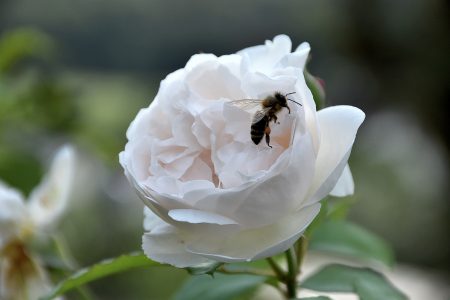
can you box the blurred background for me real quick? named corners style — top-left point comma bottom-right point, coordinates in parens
top-left (0, 0), bottom-right (448, 299)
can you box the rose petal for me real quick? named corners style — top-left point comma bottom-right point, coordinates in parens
top-left (222, 102), bottom-right (254, 144)
top-left (167, 208), bottom-right (241, 237)
top-left (191, 117), bottom-right (211, 149)
top-left (329, 164), bottom-right (354, 197)
top-left (142, 208), bottom-right (211, 268)
top-left (185, 56), bottom-right (244, 101)
top-left (277, 42), bottom-right (311, 70)
top-left (142, 226), bottom-right (210, 268)
top-left (294, 71), bottom-right (321, 154)
top-left (181, 157), bottom-right (213, 182)
top-left (238, 35), bottom-right (292, 75)
top-left (170, 112), bottom-right (200, 148)
top-left (126, 105), bottom-right (172, 141)
top-left (127, 176), bottom-right (175, 225)
top-left (305, 106), bottom-right (365, 205)
top-left (156, 68), bottom-right (191, 115)
top-left (121, 137), bottom-right (152, 182)
top-left (143, 207), bottom-right (161, 232)
top-left (168, 209), bottom-right (238, 225)
top-left (241, 71), bottom-right (297, 99)
top-left (137, 175), bottom-right (222, 228)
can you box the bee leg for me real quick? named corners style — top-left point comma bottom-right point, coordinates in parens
top-left (265, 134), bottom-right (272, 148)
top-left (287, 106), bottom-right (291, 114)
top-left (273, 115), bottom-right (280, 125)
top-left (264, 126), bottom-right (272, 148)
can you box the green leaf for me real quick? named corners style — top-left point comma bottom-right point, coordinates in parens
top-left (185, 261), bottom-right (223, 276)
top-left (41, 252), bottom-right (159, 300)
top-left (302, 264), bottom-right (407, 300)
top-left (174, 273), bottom-right (266, 300)
top-left (309, 220), bottom-right (394, 267)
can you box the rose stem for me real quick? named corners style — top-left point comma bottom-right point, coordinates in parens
top-left (284, 246), bottom-right (298, 298)
top-left (266, 257), bottom-right (286, 280)
top-left (295, 235), bottom-right (308, 275)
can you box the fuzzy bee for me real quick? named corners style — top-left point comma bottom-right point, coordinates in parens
top-left (230, 92), bottom-right (302, 148)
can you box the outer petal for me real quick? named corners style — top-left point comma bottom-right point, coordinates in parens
top-left (329, 164), bottom-right (354, 197)
top-left (27, 145), bottom-right (75, 229)
top-left (294, 71), bottom-right (321, 154)
top-left (143, 204), bottom-right (320, 267)
top-left (305, 106), bottom-right (365, 205)
top-left (186, 203), bottom-right (321, 263)
top-left (142, 208), bottom-right (212, 268)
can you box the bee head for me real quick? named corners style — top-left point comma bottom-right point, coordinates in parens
top-left (275, 92), bottom-right (288, 107)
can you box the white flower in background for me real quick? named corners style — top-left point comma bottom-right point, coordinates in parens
top-left (0, 145), bottom-right (75, 300)
top-left (120, 35), bottom-right (365, 267)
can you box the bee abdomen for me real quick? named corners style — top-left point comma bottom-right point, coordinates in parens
top-left (250, 117), bottom-right (268, 145)
top-left (251, 131), bottom-right (264, 144)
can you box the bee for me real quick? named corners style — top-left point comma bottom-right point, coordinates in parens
top-left (229, 92), bottom-right (302, 148)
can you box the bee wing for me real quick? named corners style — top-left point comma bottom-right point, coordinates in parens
top-left (228, 99), bottom-right (264, 111)
top-left (251, 107), bottom-right (271, 124)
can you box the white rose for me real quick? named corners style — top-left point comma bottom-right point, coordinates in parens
top-left (119, 35), bottom-right (365, 268)
top-left (0, 145), bottom-right (75, 300)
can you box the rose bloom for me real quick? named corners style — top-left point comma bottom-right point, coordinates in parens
top-left (0, 146), bottom-right (75, 300)
top-left (120, 35), bottom-right (365, 267)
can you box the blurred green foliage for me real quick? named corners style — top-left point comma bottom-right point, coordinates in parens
top-left (0, 27), bottom-right (75, 194)
top-left (0, 27), bottom-right (54, 73)
top-left (0, 27), bottom-right (155, 191)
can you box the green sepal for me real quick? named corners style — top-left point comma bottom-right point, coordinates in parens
top-left (304, 68), bottom-right (326, 110)
top-left (185, 261), bottom-right (223, 276)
